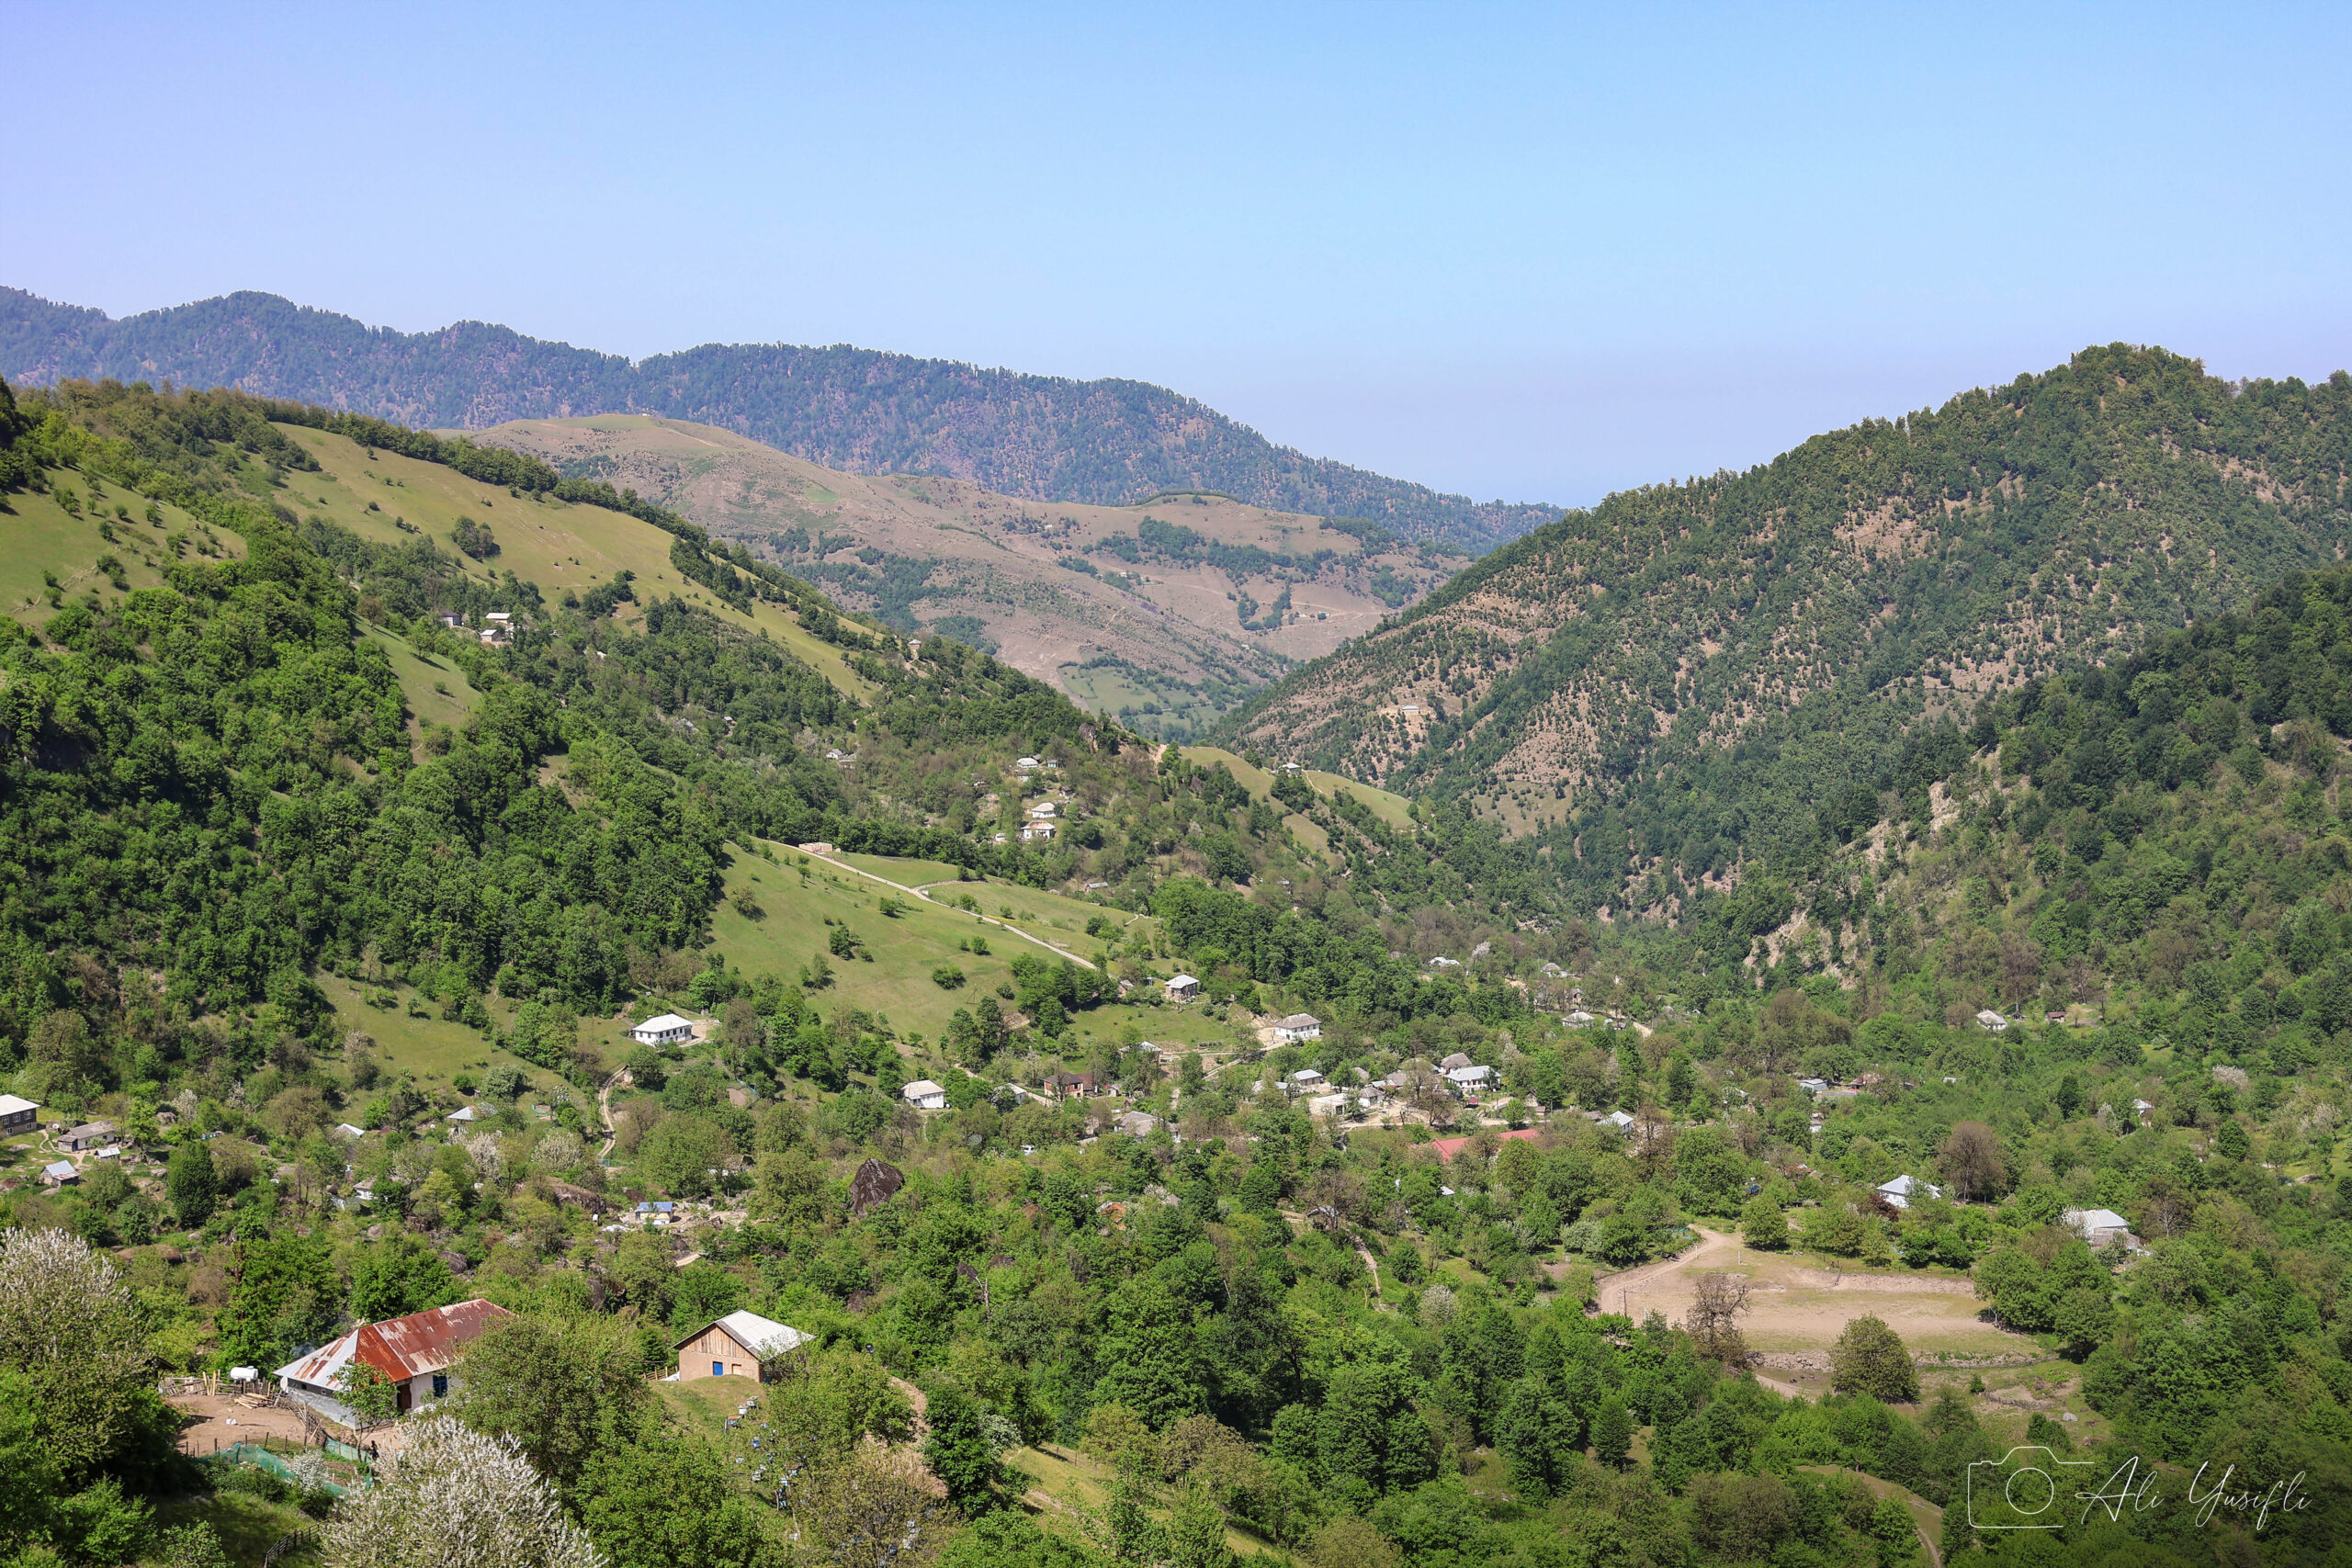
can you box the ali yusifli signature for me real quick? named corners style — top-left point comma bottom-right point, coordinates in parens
top-left (2076, 1458), bottom-right (2315, 1533)
top-left (1967, 1448), bottom-right (2315, 1534)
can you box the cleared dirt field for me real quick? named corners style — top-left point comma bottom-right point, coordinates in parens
top-left (1593, 1225), bottom-right (2037, 1362)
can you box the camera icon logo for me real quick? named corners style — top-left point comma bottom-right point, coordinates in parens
top-left (1966, 1446), bottom-right (2098, 1529)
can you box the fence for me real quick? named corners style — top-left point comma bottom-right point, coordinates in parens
top-left (207, 1439), bottom-right (372, 1495)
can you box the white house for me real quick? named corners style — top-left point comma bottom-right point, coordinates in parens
top-left (276, 1299), bottom-right (513, 1424)
top-left (1273, 1013), bottom-right (1321, 1044)
top-left (1445, 1065), bottom-right (1497, 1093)
top-left (2064, 1207), bottom-right (2134, 1247)
top-left (673, 1310), bottom-right (811, 1383)
top-left (1165, 974), bottom-right (1200, 1001)
top-left (902, 1079), bottom-right (949, 1111)
top-left (1305, 1092), bottom-right (1353, 1119)
top-left (0, 1095), bottom-right (37, 1136)
top-left (1876, 1174), bottom-right (1943, 1211)
top-left (445, 1106), bottom-right (481, 1123)
top-left (1021, 820), bottom-right (1057, 841)
top-left (1599, 1110), bottom-right (1636, 1131)
top-left (1026, 802), bottom-right (1059, 818)
top-left (1016, 756), bottom-right (1041, 770)
top-left (1428, 955), bottom-right (1463, 970)
top-left (1563, 1009), bottom-right (1600, 1027)
top-left (629, 1013), bottom-right (695, 1046)
top-left (1286, 1067), bottom-right (1326, 1093)
top-left (1974, 1009), bottom-right (2008, 1032)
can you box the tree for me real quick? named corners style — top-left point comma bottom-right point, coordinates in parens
top-left (164, 1142), bottom-right (217, 1228)
top-left (1937, 1122), bottom-right (2007, 1201)
top-left (2215, 1119), bottom-right (2250, 1161)
top-left (450, 1313), bottom-right (651, 1497)
top-left (321, 1418), bottom-right (601, 1568)
top-left (920, 1384), bottom-right (1009, 1515)
top-left (215, 1234), bottom-right (342, 1372)
top-left (1681, 1272), bottom-right (1753, 1363)
top-left (635, 1114), bottom-right (735, 1198)
top-left (1305, 1517), bottom-right (1402, 1568)
top-left (1829, 1314), bottom-right (1918, 1404)
top-left (1740, 1195), bottom-right (1788, 1250)
top-left (790, 1444), bottom-right (953, 1568)
top-left (577, 1425), bottom-right (781, 1568)
top-left (1593, 1401), bottom-right (1633, 1469)
top-left (351, 1233), bottom-right (459, 1321)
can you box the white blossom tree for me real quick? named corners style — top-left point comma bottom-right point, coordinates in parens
top-left (0, 1227), bottom-right (153, 1475)
top-left (322, 1417), bottom-right (605, 1568)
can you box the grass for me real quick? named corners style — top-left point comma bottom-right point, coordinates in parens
top-left (837, 852), bottom-right (971, 887)
top-left (712, 848), bottom-right (1025, 1040)
top-left (1, 471), bottom-right (231, 627)
top-left (147, 1489), bottom-right (320, 1566)
top-left (1306, 769), bottom-right (1415, 830)
top-left (319, 975), bottom-right (567, 1097)
top-left (272, 423), bottom-right (872, 699)
top-left (1178, 747), bottom-right (1400, 849)
top-left (361, 622), bottom-right (479, 732)
top-left (1008, 1442), bottom-right (1273, 1559)
top-left (1796, 1466), bottom-right (1943, 1560)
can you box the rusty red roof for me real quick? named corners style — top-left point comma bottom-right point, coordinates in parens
top-left (1425, 1128), bottom-right (1542, 1163)
top-left (275, 1298), bottom-right (513, 1389)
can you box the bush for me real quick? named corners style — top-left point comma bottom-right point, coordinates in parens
top-left (932, 965), bottom-right (967, 990)
top-left (1829, 1314), bottom-right (1918, 1403)
top-left (1740, 1195), bottom-right (1788, 1249)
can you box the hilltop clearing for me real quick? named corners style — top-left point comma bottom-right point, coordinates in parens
top-left (462, 413), bottom-right (1460, 737)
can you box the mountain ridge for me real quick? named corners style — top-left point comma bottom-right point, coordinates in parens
top-left (1216, 344), bottom-right (2352, 915)
top-left (0, 286), bottom-right (1555, 552)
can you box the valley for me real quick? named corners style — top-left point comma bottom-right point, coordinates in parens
top-left (458, 414), bottom-right (1463, 738)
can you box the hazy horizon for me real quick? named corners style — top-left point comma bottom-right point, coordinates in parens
top-left (8, 3), bottom-right (2351, 510)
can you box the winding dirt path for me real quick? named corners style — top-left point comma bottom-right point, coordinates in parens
top-left (788, 845), bottom-right (1100, 971)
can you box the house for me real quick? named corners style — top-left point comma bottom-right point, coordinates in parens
top-left (1026, 802), bottom-right (1058, 819)
top-left (0, 1095), bottom-right (37, 1136)
top-left (673, 1310), bottom-right (811, 1383)
top-left (2064, 1207), bottom-right (2134, 1247)
top-left (1796, 1077), bottom-right (1830, 1097)
top-left (1273, 1013), bottom-right (1321, 1044)
top-left (1445, 1065), bottom-right (1497, 1093)
top-left (1165, 974), bottom-right (1200, 1001)
top-left (1021, 820), bottom-right (1057, 841)
top-left (1114, 1111), bottom-right (1159, 1138)
top-left (2132, 1098), bottom-right (2156, 1120)
top-left (1015, 756), bottom-right (1040, 770)
top-left (1539, 963), bottom-right (1566, 977)
top-left (1439, 1052), bottom-right (1474, 1070)
top-left (634, 1201), bottom-right (676, 1224)
top-left (1599, 1110), bottom-right (1636, 1131)
top-left (902, 1079), bottom-right (949, 1111)
top-left (1428, 955), bottom-right (1462, 970)
top-left (1563, 1009), bottom-right (1600, 1027)
top-left (57, 1121), bottom-right (116, 1153)
top-left (1974, 1009), bottom-right (2008, 1032)
top-left (1285, 1068), bottom-right (1326, 1095)
top-left (276, 1299), bottom-right (514, 1424)
top-left (334, 1123), bottom-right (367, 1140)
top-left (1876, 1175), bottom-right (1943, 1211)
top-left (445, 1106), bottom-right (481, 1123)
top-left (1305, 1092), bottom-right (1352, 1119)
top-left (1046, 1071), bottom-right (1098, 1100)
top-left (629, 1013), bottom-right (695, 1046)
top-left (1427, 1128), bottom-right (1543, 1162)
top-left (40, 1160), bottom-right (75, 1187)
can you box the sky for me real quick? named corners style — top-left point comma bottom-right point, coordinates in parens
top-left (7, 2), bottom-right (2352, 509)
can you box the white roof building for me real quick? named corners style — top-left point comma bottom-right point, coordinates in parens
top-left (1165, 974), bottom-right (1200, 1000)
top-left (902, 1079), bottom-right (948, 1111)
top-left (1974, 1009), bottom-right (2008, 1032)
top-left (629, 1013), bottom-right (695, 1045)
top-left (0, 1094), bottom-right (38, 1134)
top-left (1876, 1174), bottom-right (1943, 1210)
top-left (1445, 1065), bottom-right (1497, 1090)
top-left (446, 1106), bottom-right (480, 1122)
top-left (2065, 1207), bottom-right (2134, 1243)
top-left (1600, 1110), bottom-right (1636, 1130)
top-left (1273, 1013), bottom-right (1321, 1043)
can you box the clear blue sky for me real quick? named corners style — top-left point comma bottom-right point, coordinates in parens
top-left (8, 3), bottom-right (2351, 508)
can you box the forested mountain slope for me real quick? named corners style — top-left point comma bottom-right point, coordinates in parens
top-left (1221, 345), bottom-right (2352, 913)
top-left (0, 287), bottom-right (1554, 552)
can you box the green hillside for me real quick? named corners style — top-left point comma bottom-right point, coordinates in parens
top-left (1221, 345), bottom-right (2352, 922)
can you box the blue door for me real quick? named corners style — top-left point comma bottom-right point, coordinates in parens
top-left (433, 1374), bottom-right (448, 1399)
top-left (714, 1360), bottom-right (725, 1378)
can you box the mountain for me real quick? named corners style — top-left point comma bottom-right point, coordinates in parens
top-left (0, 286), bottom-right (1555, 552)
top-left (458, 413), bottom-right (1462, 739)
top-left (1217, 345), bottom-right (2352, 917)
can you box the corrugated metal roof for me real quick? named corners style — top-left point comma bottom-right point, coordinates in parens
top-left (275, 1298), bottom-right (512, 1388)
top-left (672, 1310), bottom-right (808, 1359)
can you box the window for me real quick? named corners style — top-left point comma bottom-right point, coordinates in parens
top-left (433, 1374), bottom-right (447, 1399)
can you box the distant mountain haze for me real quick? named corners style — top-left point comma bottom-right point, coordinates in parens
top-left (0, 286), bottom-right (1555, 553)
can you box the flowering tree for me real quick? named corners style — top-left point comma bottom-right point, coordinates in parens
top-left (0, 1227), bottom-right (154, 1476)
top-left (322, 1417), bottom-right (605, 1568)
